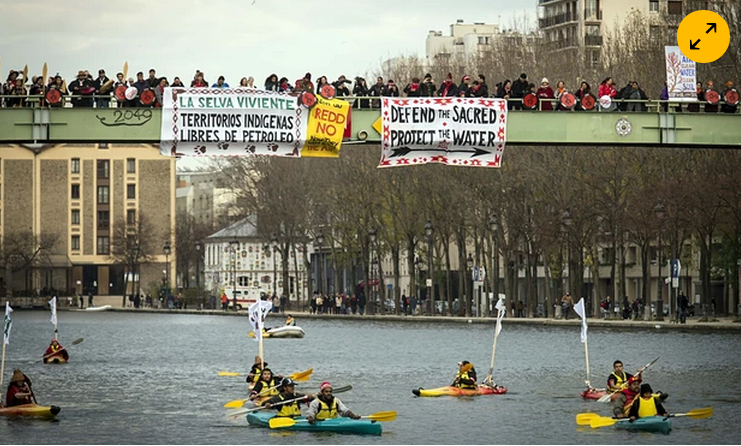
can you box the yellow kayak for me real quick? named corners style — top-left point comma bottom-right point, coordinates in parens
top-left (0, 403), bottom-right (61, 418)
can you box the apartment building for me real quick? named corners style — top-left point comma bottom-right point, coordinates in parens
top-left (0, 143), bottom-right (175, 298)
top-left (537, 0), bottom-right (727, 66)
top-left (176, 170), bottom-right (236, 226)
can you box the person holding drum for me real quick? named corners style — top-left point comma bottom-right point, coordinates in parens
top-left (93, 69), bottom-right (112, 109)
top-left (68, 70), bottom-right (95, 108)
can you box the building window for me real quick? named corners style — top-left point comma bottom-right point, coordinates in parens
top-left (97, 186), bottom-right (109, 204)
top-left (71, 158), bottom-right (80, 174)
top-left (127, 209), bottom-right (136, 225)
top-left (97, 236), bottom-right (110, 255)
top-left (71, 209), bottom-right (80, 225)
top-left (97, 210), bottom-right (109, 229)
top-left (649, 26), bottom-right (660, 41)
top-left (127, 158), bottom-right (136, 174)
top-left (71, 184), bottom-right (80, 199)
top-left (649, 0), bottom-right (659, 12)
top-left (71, 235), bottom-right (80, 251)
top-left (97, 160), bottom-right (110, 179)
top-left (127, 184), bottom-right (136, 199)
top-left (667, 1), bottom-right (682, 15)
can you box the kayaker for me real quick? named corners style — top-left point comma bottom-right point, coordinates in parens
top-left (43, 339), bottom-right (70, 363)
top-left (262, 378), bottom-right (313, 417)
top-left (628, 383), bottom-right (669, 420)
top-left (306, 382), bottom-right (360, 423)
top-left (250, 368), bottom-right (282, 401)
top-left (246, 356), bottom-right (268, 384)
top-left (452, 361), bottom-right (477, 389)
top-left (606, 360), bottom-right (634, 392)
top-left (285, 315), bottom-right (295, 326)
top-left (5, 369), bottom-right (34, 407)
top-left (613, 378), bottom-right (668, 418)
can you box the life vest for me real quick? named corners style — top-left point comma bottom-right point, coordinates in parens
top-left (620, 389), bottom-right (639, 415)
top-left (250, 367), bottom-right (262, 384)
top-left (275, 393), bottom-right (302, 418)
top-left (609, 372), bottom-right (628, 390)
top-left (454, 371), bottom-right (477, 389)
top-left (635, 395), bottom-right (659, 418)
top-left (260, 378), bottom-right (280, 397)
top-left (315, 397), bottom-right (338, 420)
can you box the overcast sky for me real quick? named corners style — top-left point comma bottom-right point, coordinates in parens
top-left (1, 0), bottom-right (536, 86)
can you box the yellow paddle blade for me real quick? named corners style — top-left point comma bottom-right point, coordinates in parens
top-left (223, 399), bottom-right (247, 408)
top-left (123, 61), bottom-right (128, 80)
top-left (683, 407), bottom-right (713, 419)
top-left (289, 368), bottom-right (313, 381)
top-left (590, 416), bottom-right (619, 429)
top-left (218, 371), bottom-right (242, 377)
top-left (42, 63), bottom-right (48, 82)
top-left (363, 411), bottom-right (397, 422)
top-left (269, 417), bottom-right (297, 429)
top-left (575, 413), bottom-right (601, 426)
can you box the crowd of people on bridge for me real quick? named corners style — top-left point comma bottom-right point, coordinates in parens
top-left (1, 66), bottom-right (738, 113)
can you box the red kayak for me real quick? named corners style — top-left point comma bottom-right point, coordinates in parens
top-left (413, 385), bottom-right (508, 397)
top-left (580, 388), bottom-right (607, 400)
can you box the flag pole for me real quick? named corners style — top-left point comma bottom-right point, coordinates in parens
top-left (584, 337), bottom-right (591, 388)
top-left (1, 302), bottom-right (10, 397)
top-left (52, 296), bottom-right (58, 340)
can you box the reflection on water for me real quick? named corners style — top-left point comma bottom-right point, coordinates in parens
top-left (1, 311), bottom-right (739, 444)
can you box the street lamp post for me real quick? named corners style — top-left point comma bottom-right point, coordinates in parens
top-left (271, 233), bottom-right (278, 305)
top-left (655, 203), bottom-right (665, 321)
top-left (425, 220), bottom-right (433, 316)
top-left (562, 210), bottom-right (573, 295)
top-left (195, 242), bottom-right (202, 310)
top-left (163, 240), bottom-right (171, 303)
top-left (489, 215), bottom-right (499, 317)
top-left (134, 242), bottom-right (141, 301)
top-left (229, 238), bottom-right (239, 311)
top-left (369, 227), bottom-right (377, 316)
top-left (414, 256), bottom-right (423, 315)
top-left (466, 253), bottom-right (473, 317)
top-left (316, 231), bottom-right (324, 297)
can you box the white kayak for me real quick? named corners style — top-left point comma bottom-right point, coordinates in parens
top-left (248, 326), bottom-right (305, 339)
top-left (85, 305), bottom-right (112, 312)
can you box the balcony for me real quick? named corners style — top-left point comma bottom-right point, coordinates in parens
top-left (584, 9), bottom-right (603, 21)
top-left (538, 11), bottom-right (577, 29)
top-left (584, 34), bottom-right (603, 46)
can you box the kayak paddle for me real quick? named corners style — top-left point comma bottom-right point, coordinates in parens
top-left (575, 412), bottom-right (601, 426)
top-left (218, 367), bottom-right (312, 380)
top-left (597, 356), bottom-right (660, 403)
top-left (269, 410), bottom-right (396, 429)
top-left (589, 416), bottom-right (628, 429)
top-left (588, 407), bottom-right (712, 429)
top-left (38, 337), bottom-right (84, 362)
top-left (224, 384), bottom-right (352, 410)
top-left (668, 407), bottom-right (713, 419)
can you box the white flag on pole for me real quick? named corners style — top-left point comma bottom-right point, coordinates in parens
top-left (248, 300), bottom-right (273, 342)
top-left (49, 296), bottom-right (58, 327)
top-left (495, 298), bottom-right (506, 336)
top-left (573, 298), bottom-right (588, 343)
top-left (3, 302), bottom-right (13, 345)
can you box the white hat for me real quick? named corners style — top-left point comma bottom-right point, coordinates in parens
top-left (541, 77), bottom-right (549, 84)
top-left (124, 86), bottom-right (138, 100)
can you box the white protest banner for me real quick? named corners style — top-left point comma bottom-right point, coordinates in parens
top-left (573, 298), bottom-right (588, 343)
top-left (379, 97), bottom-right (507, 168)
top-left (160, 88), bottom-right (350, 158)
top-left (665, 46), bottom-right (697, 102)
top-left (49, 296), bottom-right (57, 327)
top-left (3, 302), bottom-right (13, 345)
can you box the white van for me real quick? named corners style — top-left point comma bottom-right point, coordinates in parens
top-left (223, 287), bottom-right (267, 310)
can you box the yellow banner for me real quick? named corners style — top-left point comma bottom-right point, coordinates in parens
top-left (301, 96), bottom-right (350, 158)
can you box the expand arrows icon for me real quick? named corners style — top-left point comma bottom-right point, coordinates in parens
top-left (691, 23), bottom-right (717, 50)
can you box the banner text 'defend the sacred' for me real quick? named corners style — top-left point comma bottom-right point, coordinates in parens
top-left (379, 97), bottom-right (508, 168)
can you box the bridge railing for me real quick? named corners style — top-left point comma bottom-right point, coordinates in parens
top-left (0, 94), bottom-right (738, 114)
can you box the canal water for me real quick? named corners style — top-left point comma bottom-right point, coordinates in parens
top-left (1, 310), bottom-right (739, 444)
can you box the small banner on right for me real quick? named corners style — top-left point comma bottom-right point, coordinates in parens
top-left (665, 46), bottom-right (697, 102)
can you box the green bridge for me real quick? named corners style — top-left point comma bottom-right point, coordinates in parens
top-left (1, 107), bottom-right (740, 147)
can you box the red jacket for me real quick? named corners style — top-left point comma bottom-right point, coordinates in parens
top-left (598, 83), bottom-right (617, 98)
